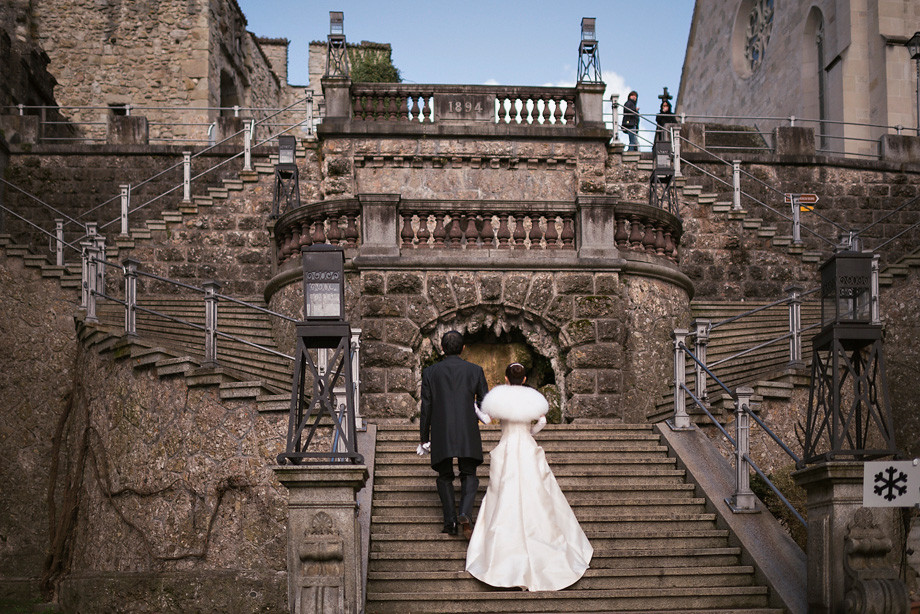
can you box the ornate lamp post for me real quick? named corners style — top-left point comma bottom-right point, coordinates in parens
top-left (277, 244), bottom-right (362, 465)
top-left (649, 139), bottom-right (678, 215)
top-left (908, 32), bottom-right (920, 136)
top-left (272, 135), bottom-right (300, 218)
top-left (576, 17), bottom-right (601, 83)
top-left (801, 250), bottom-right (898, 463)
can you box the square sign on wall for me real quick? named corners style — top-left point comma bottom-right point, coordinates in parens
top-left (863, 460), bottom-right (920, 507)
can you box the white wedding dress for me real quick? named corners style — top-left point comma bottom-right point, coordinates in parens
top-left (465, 385), bottom-right (593, 591)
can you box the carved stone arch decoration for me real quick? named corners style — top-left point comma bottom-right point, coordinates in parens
top-left (418, 303), bottom-right (569, 419)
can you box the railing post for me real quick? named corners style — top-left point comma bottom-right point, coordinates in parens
top-left (304, 93), bottom-right (314, 137)
top-left (80, 241), bottom-right (91, 310)
top-left (671, 126), bottom-right (681, 177)
top-left (871, 253), bottom-right (881, 325)
top-left (732, 160), bottom-right (742, 210)
top-left (123, 258), bottom-right (139, 336)
top-left (787, 285), bottom-right (804, 367)
top-left (54, 219), bottom-right (64, 266)
top-left (91, 225), bottom-right (106, 291)
top-left (83, 240), bottom-right (98, 324)
top-left (182, 151), bottom-right (192, 202)
top-left (670, 329), bottom-right (692, 430)
top-left (789, 115), bottom-right (796, 127)
top-left (610, 94), bottom-right (620, 142)
top-left (692, 319), bottom-right (710, 404)
top-left (350, 328), bottom-right (362, 429)
top-left (243, 120), bottom-right (253, 172)
top-left (791, 197), bottom-right (802, 244)
top-left (203, 280), bottom-right (221, 367)
top-left (727, 386), bottom-right (757, 512)
top-left (120, 184), bottom-right (131, 235)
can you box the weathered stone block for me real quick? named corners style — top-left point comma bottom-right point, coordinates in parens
top-left (575, 295), bottom-right (618, 318)
top-left (450, 273), bottom-right (477, 306)
top-left (526, 274), bottom-right (554, 311)
top-left (387, 272), bottom-right (423, 294)
top-left (362, 393), bottom-right (417, 418)
top-left (596, 319), bottom-right (627, 343)
top-left (361, 296), bottom-right (406, 318)
top-left (362, 342), bottom-right (414, 368)
top-left (569, 394), bottom-right (620, 419)
top-left (478, 274), bottom-right (503, 301)
top-left (427, 274), bottom-right (456, 312)
top-left (503, 275), bottom-right (530, 305)
top-left (406, 295), bottom-right (437, 326)
top-left (387, 368), bottom-right (416, 393)
top-left (362, 367), bottom-right (386, 393)
top-left (565, 370), bottom-right (596, 394)
top-left (385, 319), bottom-right (420, 347)
top-left (544, 296), bottom-right (573, 324)
top-left (597, 370), bottom-right (623, 393)
top-left (567, 343), bottom-right (624, 369)
top-left (362, 272), bottom-right (385, 295)
top-left (557, 273), bottom-right (593, 295)
top-left (563, 319), bottom-right (596, 345)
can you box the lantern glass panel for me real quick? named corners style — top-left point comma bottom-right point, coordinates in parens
top-left (302, 246), bottom-right (344, 320)
top-left (820, 251), bottom-right (872, 324)
top-left (278, 136), bottom-right (296, 165)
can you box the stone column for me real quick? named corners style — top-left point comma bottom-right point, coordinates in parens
top-left (792, 461), bottom-right (908, 614)
top-left (273, 465), bottom-right (369, 614)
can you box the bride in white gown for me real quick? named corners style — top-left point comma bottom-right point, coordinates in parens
top-left (465, 363), bottom-right (593, 591)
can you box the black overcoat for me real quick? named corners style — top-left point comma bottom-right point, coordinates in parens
top-left (419, 355), bottom-right (489, 467)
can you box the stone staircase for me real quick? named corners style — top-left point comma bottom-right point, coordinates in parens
top-left (364, 422), bottom-right (784, 614)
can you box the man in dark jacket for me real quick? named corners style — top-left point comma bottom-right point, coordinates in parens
top-left (420, 330), bottom-right (489, 538)
top-left (622, 90), bottom-right (640, 151)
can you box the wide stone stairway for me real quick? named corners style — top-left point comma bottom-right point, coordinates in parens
top-left (364, 422), bottom-right (783, 614)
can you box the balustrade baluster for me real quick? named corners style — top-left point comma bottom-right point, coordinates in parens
top-left (409, 95), bottom-right (420, 122)
top-left (501, 98), bottom-right (512, 124)
top-left (422, 94), bottom-right (433, 122)
top-left (629, 216), bottom-right (644, 250)
top-left (345, 215), bottom-right (359, 247)
top-left (552, 98), bottom-right (562, 124)
top-left (512, 215), bottom-right (527, 248)
top-left (563, 96), bottom-right (575, 124)
top-left (352, 96), bottom-right (363, 120)
top-left (497, 215), bottom-right (512, 248)
top-left (312, 220), bottom-right (327, 245)
top-left (299, 221), bottom-right (313, 249)
top-left (655, 225), bottom-right (666, 255)
top-left (416, 213), bottom-right (431, 248)
top-left (447, 216), bottom-right (463, 248)
top-left (529, 216), bottom-right (543, 249)
top-left (432, 214), bottom-right (447, 247)
top-left (400, 215), bottom-right (415, 248)
top-left (545, 215), bottom-right (559, 249)
top-left (326, 216), bottom-right (343, 245)
top-left (664, 230), bottom-right (677, 261)
top-left (387, 95), bottom-right (398, 121)
top-left (464, 216), bottom-right (480, 248)
top-left (642, 221), bottom-right (657, 253)
top-left (614, 216), bottom-right (629, 248)
top-left (561, 216), bottom-right (575, 249)
top-left (481, 215), bottom-right (497, 248)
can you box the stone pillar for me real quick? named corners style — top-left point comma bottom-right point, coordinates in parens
top-left (322, 76), bottom-right (353, 120)
top-left (576, 195), bottom-right (619, 260)
top-left (273, 465), bottom-right (369, 614)
top-left (792, 462), bottom-right (908, 614)
top-left (357, 194), bottom-right (400, 258)
top-left (773, 126), bottom-right (816, 156)
top-left (574, 82), bottom-right (607, 127)
top-left (107, 115), bottom-right (149, 145)
top-left (880, 134), bottom-right (920, 163)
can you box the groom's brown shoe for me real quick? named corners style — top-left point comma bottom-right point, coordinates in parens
top-left (458, 514), bottom-right (473, 540)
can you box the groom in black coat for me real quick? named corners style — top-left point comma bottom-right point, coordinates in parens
top-left (420, 330), bottom-right (489, 538)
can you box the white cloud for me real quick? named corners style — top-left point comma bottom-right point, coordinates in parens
top-left (483, 78), bottom-right (501, 86)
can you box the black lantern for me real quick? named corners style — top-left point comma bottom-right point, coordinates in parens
top-left (819, 250), bottom-right (872, 326)
top-left (801, 249), bottom-right (898, 464)
top-left (326, 11), bottom-right (349, 78)
top-left (272, 135), bottom-right (300, 217)
top-left (649, 139), bottom-right (678, 215)
top-left (278, 244), bottom-right (362, 465)
top-left (303, 243), bottom-right (345, 320)
top-left (577, 17), bottom-right (601, 83)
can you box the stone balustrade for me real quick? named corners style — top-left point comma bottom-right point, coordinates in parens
top-left (272, 196), bottom-right (682, 268)
top-left (347, 84), bottom-right (578, 126)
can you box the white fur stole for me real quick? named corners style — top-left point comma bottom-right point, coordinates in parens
top-left (481, 385), bottom-right (548, 422)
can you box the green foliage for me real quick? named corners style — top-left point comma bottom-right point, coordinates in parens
top-left (749, 464), bottom-right (808, 550)
top-left (349, 51), bottom-right (401, 83)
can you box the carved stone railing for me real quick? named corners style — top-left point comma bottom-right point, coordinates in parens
top-left (272, 196), bottom-right (682, 268)
top-left (347, 84), bottom-right (583, 126)
top-left (273, 198), bottom-right (361, 265)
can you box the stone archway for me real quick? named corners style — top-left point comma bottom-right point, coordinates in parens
top-left (419, 304), bottom-right (568, 420)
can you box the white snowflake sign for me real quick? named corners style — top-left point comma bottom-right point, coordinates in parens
top-left (863, 460), bottom-right (920, 507)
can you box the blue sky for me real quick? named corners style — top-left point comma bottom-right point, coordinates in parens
top-left (237, 0), bottom-right (694, 114)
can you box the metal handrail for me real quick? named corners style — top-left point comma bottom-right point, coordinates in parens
top-left (744, 453), bottom-right (806, 527)
top-left (709, 287), bottom-right (820, 330)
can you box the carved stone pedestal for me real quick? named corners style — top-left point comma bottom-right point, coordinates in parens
top-left (273, 465), bottom-right (369, 614)
top-left (793, 461), bottom-right (909, 614)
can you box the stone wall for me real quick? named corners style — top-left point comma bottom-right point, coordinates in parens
top-left (0, 253), bottom-right (79, 606)
top-left (54, 346), bottom-right (289, 612)
top-left (676, 152), bottom-right (920, 299)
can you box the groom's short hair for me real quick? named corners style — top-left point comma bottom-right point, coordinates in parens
top-left (441, 331), bottom-right (464, 356)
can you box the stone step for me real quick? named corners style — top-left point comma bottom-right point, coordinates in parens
top-left (366, 564), bottom-right (756, 593)
top-left (372, 482), bottom-right (696, 499)
top-left (367, 545), bottom-right (743, 573)
top-left (364, 585), bottom-right (772, 613)
top-left (371, 496), bottom-right (707, 519)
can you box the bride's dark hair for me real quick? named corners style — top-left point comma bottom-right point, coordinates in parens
top-left (505, 362), bottom-right (526, 386)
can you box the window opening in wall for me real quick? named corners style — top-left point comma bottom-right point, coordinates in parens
top-left (744, 0), bottom-right (774, 73)
top-left (109, 104), bottom-right (128, 116)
